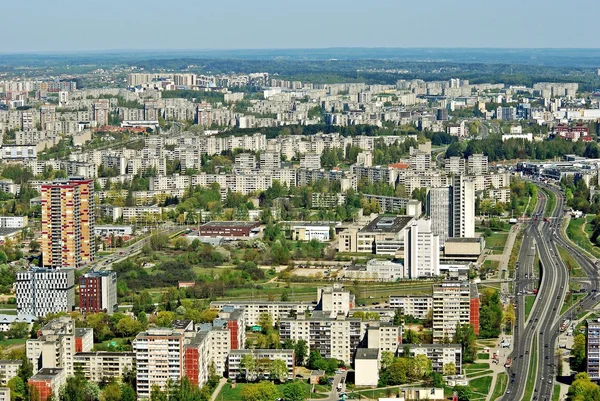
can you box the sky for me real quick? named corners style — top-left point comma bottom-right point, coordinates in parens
top-left (2, 0), bottom-right (599, 53)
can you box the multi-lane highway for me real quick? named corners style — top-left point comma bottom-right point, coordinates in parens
top-left (505, 182), bottom-right (600, 401)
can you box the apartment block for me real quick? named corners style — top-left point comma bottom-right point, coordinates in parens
top-left (41, 178), bottom-right (95, 269)
top-left (404, 218), bottom-right (440, 278)
top-left (467, 154), bottom-right (488, 175)
top-left (227, 349), bottom-right (294, 381)
top-left (0, 216), bottom-right (27, 228)
top-left (432, 282), bottom-right (479, 343)
top-left (79, 270), bottom-right (118, 314)
top-left (259, 151), bottom-right (281, 171)
top-left (318, 285), bottom-right (353, 316)
top-left (427, 187), bottom-right (452, 246)
top-left (210, 301), bottom-right (316, 327)
top-left (366, 324), bottom-right (402, 354)
top-left (0, 360), bottom-right (21, 385)
top-left (72, 352), bottom-right (135, 383)
top-left (388, 296), bottom-right (433, 320)
top-left (452, 176), bottom-right (475, 238)
top-left (339, 215), bottom-right (414, 255)
top-left (405, 344), bottom-right (462, 374)
top-left (133, 329), bottom-right (185, 399)
top-left (15, 268), bottom-right (75, 317)
top-left (279, 313), bottom-right (363, 364)
top-left (587, 319), bottom-right (600, 380)
top-left (28, 368), bottom-right (66, 401)
top-left (300, 153), bottom-right (321, 170)
top-left (27, 317), bottom-right (93, 376)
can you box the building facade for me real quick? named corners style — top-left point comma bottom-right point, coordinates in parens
top-left (41, 178), bottom-right (95, 269)
top-left (79, 271), bottom-right (118, 314)
top-left (15, 269), bottom-right (75, 317)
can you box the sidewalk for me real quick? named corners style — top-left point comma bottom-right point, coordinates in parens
top-left (210, 378), bottom-right (227, 401)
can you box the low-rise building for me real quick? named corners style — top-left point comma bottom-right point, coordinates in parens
top-left (227, 349), bottom-right (295, 381)
top-left (198, 221), bottom-right (260, 238)
top-left (344, 259), bottom-right (406, 282)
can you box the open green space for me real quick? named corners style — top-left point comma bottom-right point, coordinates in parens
top-left (526, 195), bottom-right (538, 217)
top-left (525, 295), bottom-right (536, 321)
top-left (508, 229), bottom-right (524, 276)
top-left (353, 387), bottom-right (403, 399)
top-left (557, 245), bottom-right (585, 277)
top-left (560, 293), bottom-right (585, 315)
top-left (523, 337), bottom-right (538, 401)
top-left (0, 338), bottom-right (26, 347)
top-left (491, 373), bottom-right (508, 401)
top-left (566, 216), bottom-right (600, 259)
top-left (469, 375), bottom-right (493, 399)
top-left (464, 362), bottom-right (490, 372)
top-left (552, 384), bottom-right (561, 401)
top-left (477, 353), bottom-right (490, 360)
top-left (485, 232), bottom-right (509, 254)
top-left (216, 381), bottom-right (315, 401)
top-left (466, 369), bottom-right (494, 379)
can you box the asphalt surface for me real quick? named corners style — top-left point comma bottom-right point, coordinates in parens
top-left (505, 181), bottom-right (600, 401)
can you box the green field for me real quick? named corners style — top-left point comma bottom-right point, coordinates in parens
top-left (354, 387), bottom-right (403, 399)
top-left (523, 337), bottom-right (538, 401)
top-left (566, 216), bottom-right (600, 258)
top-left (477, 353), bottom-right (490, 360)
top-left (0, 338), bottom-right (26, 347)
top-left (464, 362), bottom-right (490, 373)
top-left (486, 232), bottom-right (509, 253)
top-left (466, 369), bottom-right (494, 379)
top-left (490, 373), bottom-right (508, 401)
top-left (525, 195), bottom-right (538, 217)
top-left (560, 293), bottom-right (585, 315)
top-left (525, 295), bottom-right (536, 321)
top-left (469, 375), bottom-right (493, 400)
top-left (557, 245), bottom-right (585, 278)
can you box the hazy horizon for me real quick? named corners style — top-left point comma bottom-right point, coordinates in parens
top-left (3, 0), bottom-right (599, 53)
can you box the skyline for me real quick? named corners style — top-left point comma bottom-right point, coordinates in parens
top-left (3, 0), bottom-right (600, 53)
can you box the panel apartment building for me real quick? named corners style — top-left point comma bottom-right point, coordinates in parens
top-left (432, 281), bottom-right (479, 343)
top-left (41, 178), bottom-right (95, 269)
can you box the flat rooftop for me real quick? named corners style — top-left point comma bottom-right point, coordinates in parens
top-left (445, 237), bottom-right (482, 243)
top-left (361, 215), bottom-right (413, 234)
top-left (355, 348), bottom-right (379, 360)
top-left (201, 221), bottom-right (260, 228)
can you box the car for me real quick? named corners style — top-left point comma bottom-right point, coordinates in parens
top-left (525, 350), bottom-right (529, 355)
top-left (544, 344), bottom-right (548, 348)
top-left (545, 356), bottom-right (549, 359)
top-left (506, 389), bottom-right (511, 394)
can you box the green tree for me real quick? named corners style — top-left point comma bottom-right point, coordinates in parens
top-left (573, 334), bottom-right (587, 371)
top-left (155, 311), bottom-right (175, 328)
top-left (7, 376), bottom-right (25, 400)
top-left (120, 384), bottom-right (136, 401)
top-left (443, 362), bottom-right (457, 376)
top-left (453, 324), bottom-right (477, 363)
top-left (240, 354), bottom-right (257, 381)
top-left (282, 381), bottom-right (308, 401)
top-left (257, 312), bottom-right (273, 333)
top-left (294, 340), bottom-right (308, 366)
top-left (269, 359), bottom-right (288, 383)
top-left (100, 381), bottom-right (121, 401)
top-left (240, 381), bottom-right (279, 401)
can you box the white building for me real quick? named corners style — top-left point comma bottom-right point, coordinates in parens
top-left (452, 176), bottom-right (475, 238)
top-left (72, 352), bottom-right (136, 383)
top-left (0, 216), bottom-right (27, 228)
top-left (427, 187), bottom-right (452, 246)
top-left (344, 259), bottom-right (406, 282)
top-left (406, 344), bottom-right (462, 374)
top-left (388, 296), bottom-right (433, 320)
top-left (354, 349), bottom-right (379, 386)
top-left (290, 223), bottom-right (331, 242)
top-left (15, 269), bottom-right (75, 317)
top-left (0, 360), bottom-right (21, 385)
top-left (300, 153), bottom-right (321, 170)
top-left (227, 349), bottom-right (294, 381)
top-left (404, 218), bottom-right (440, 278)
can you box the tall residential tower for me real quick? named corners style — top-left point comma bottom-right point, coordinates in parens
top-left (41, 178), bottom-right (95, 269)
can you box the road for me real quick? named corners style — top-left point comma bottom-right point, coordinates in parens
top-left (505, 181), bottom-right (600, 401)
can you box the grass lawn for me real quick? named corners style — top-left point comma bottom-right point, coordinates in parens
top-left (0, 303), bottom-right (16, 309)
top-left (354, 387), bottom-right (402, 399)
top-left (552, 384), bottom-right (561, 401)
top-left (567, 216), bottom-right (600, 258)
top-left (508, 229), bottom-right (524, 274)
top-left (469, 375), bottom-right (493, 397)
top-left (477, 353), bottom-right (490, 360)
top-left (523, 337), bottom-right (538, 401)
top-left (525, 295), bottom-right (536, 321)
top-left (464, 362), bottom-right (490, 372)
top-left (0, 338), bottom-right (26, 347)
top-left (526, 195), bottom-right (538, 217)
top-left (561, 293), bottom-right (585, 315)
top-left (557, 245), bottom-right (585, 278)
top-left (485, 232), bottom-right (509, 253)
top-left (491, 373), bottom-right (508, 401)
top-left (466, 370), bottom-right (494, 379)
top-left (217, 381), bottom-right (313, 401)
